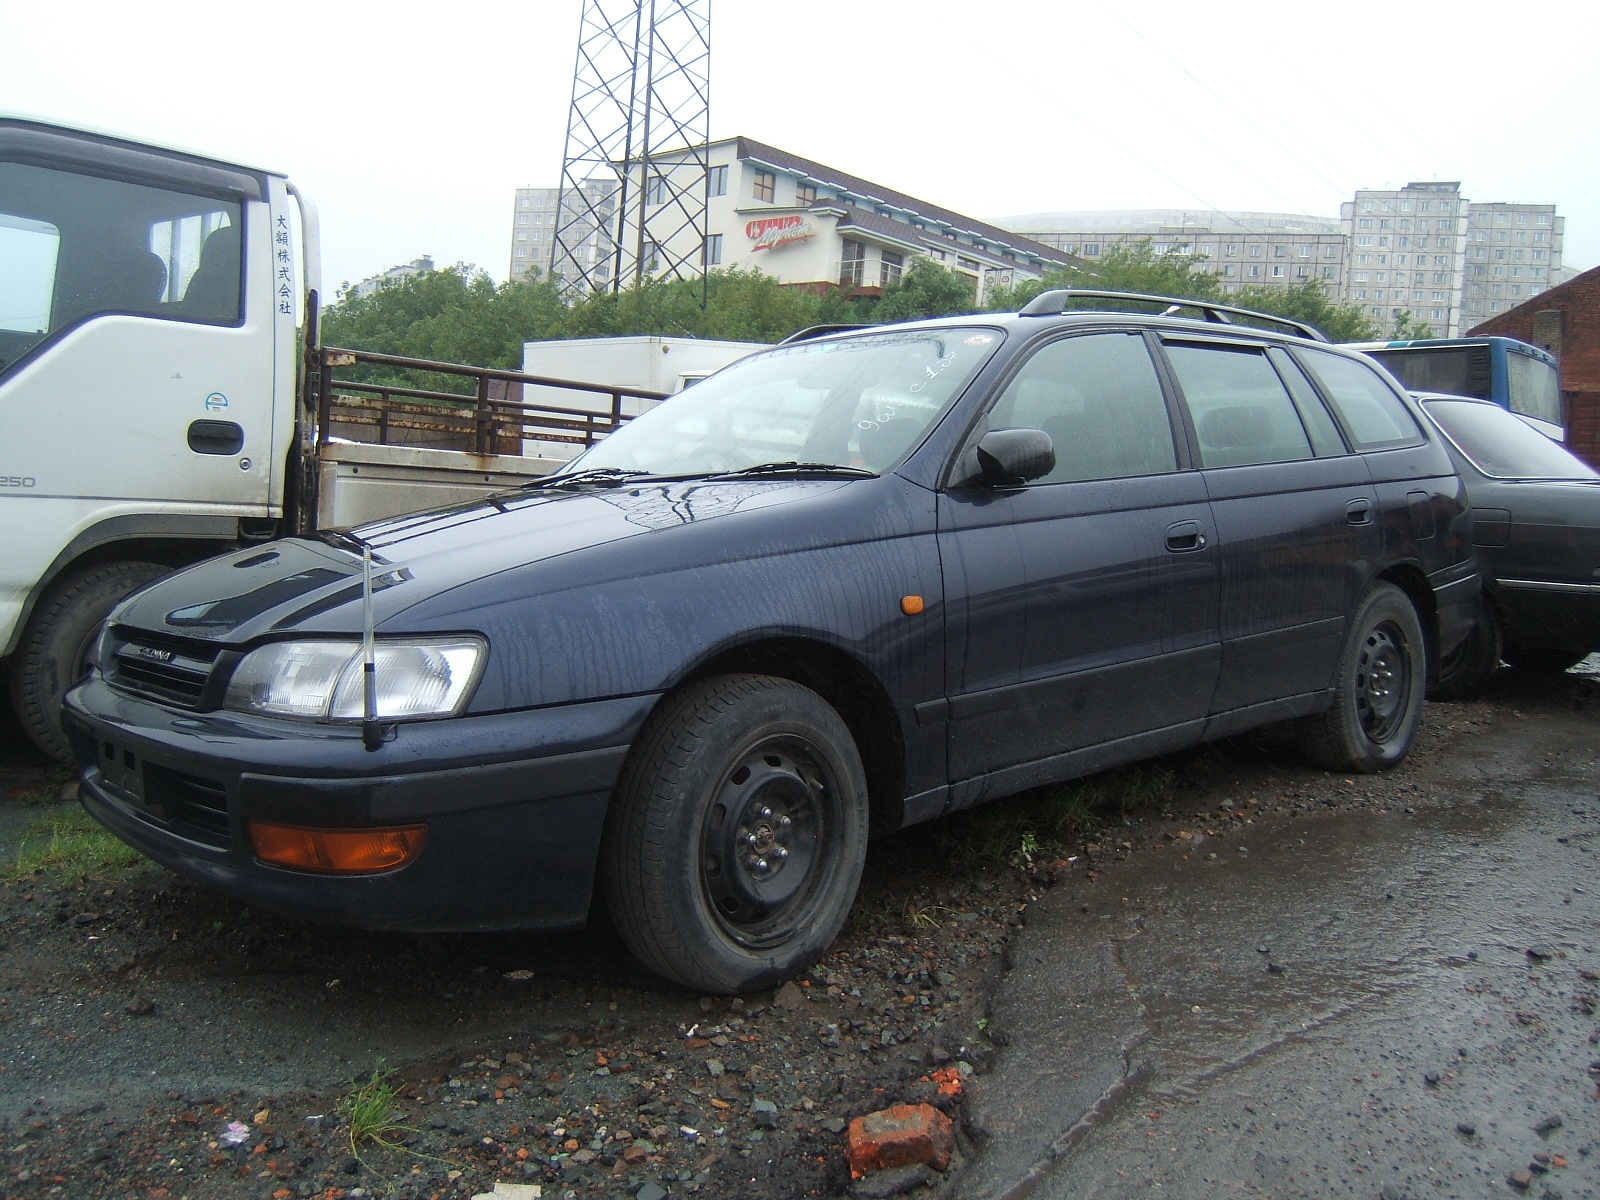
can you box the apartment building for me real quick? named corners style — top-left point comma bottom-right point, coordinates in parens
top-left (995, 209), bottom-right (1344, 296)
top-left (1462, 202), bottom-right (1565, 326)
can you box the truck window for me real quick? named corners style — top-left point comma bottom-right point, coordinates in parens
top-left (0, 160), bottom-right (243, 375)
top-left (0, 213), bottom-right (60, 352)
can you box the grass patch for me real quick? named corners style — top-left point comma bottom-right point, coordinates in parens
top-left (339, 1060), bottom-right (412, 1159)
top-left (930, 763), bottom-right (1179, 870)
top-left (3, 767), bottom-right (74, 807)
top-left (4, 807), bottom-right (143, 882)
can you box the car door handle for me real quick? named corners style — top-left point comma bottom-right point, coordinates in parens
top-left (1346, 498), bottom-right (1374, 526)
top-left (1166, 520), bottom-right (1207, 552)
top-left (188, 420), bottom-right (245, 455)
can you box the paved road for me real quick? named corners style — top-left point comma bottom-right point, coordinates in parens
top-left (961, 685), bottom-right (1599, 1200)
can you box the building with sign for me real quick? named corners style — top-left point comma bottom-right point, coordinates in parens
top-left (608, 136), bottom-right (1070, 298)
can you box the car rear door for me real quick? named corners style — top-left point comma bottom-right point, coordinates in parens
top-left (1156, 336), bottom-right (1378, 726)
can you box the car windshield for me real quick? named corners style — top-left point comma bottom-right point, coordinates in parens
top-left (1425, 398), bottom-right (1600, 480)
top-left (565, 327), bottom-right (1003, 477)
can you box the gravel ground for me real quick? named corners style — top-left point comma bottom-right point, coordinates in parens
top-left (0, 667), bottom-right (1592, 1200)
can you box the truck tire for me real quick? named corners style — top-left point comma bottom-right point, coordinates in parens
top-left (603, 673), bottom-right (869, 994)
top-left (1299, 582), bottom-right (1425, 774)
top-left (7, 561), bottom-right (168, 763)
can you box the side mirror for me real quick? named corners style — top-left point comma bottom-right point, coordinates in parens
top-left (976, 428), bottom-right (1055, 487)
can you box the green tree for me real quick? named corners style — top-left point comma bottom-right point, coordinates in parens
top-left (988, 239), bottom-right (1223, 312)
top-left (1233, 279), bottom-right (1380, 343)
top-left (1388, 309), bottom-right (1436, 340)
top-left (874, 259), bottom-right (977, 321)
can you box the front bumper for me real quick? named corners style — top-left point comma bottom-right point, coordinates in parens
top-left (64, 677), bottom-right (658, 932)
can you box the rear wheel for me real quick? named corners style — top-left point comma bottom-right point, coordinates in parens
top-left (603, 673), bottom-right (869, 994)
top-left (1431, 595), bottom-right (1502, 701)
top-left (1300, 582), bottom-right (1425, 773)
top-left (7, 561), bottom-right (167, 763)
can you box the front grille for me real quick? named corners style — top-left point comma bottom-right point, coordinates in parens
top-left (145, 764), bottom-right (231, 847)
top-left (95, 736), bottom-right (234, 850)
top-left (105, 629), bottom-right (222, 709)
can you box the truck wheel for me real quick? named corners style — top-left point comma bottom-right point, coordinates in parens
top-left (7, 561), bottom-right (167, 763)
top-left (603, 673), bottom-right (869, 994)
top-left (1431, 595), bottom-right (1502, 701)
top-left (1299, 582), bottom-right (1425, 773)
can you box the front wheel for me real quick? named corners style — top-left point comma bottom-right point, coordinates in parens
top-left (1300, 582), bottom-right (1426, 773)
top-left (603, 674), bottom-right (869, 994)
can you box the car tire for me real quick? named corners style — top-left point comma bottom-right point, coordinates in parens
top-left (603, 673), bottom-right (869, 994)
top-left (1431, 595), bottom-right (1502, 701)
top-left (1501, 644), bottom-right (1589, 673)
top-left (7, 561), bottom-right (168, 763)
top-left (1299, 582), bottom-right (1426, 773)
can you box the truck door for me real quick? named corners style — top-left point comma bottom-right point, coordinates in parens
top-left (0, 126), bottom-right (280, 642)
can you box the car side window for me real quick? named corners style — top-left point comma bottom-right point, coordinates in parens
top-left (985, 332), bottom-right (1178, 483)
top-left (1267, 346), bottom-right (1348, 456)
top-left (1295, 348), bottom-right (1423, 451)
top-left (1162, 340), bottom-right (1315, 468)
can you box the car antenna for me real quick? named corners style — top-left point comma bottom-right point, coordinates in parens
top-left (360, 544), bottom-right (386, 751)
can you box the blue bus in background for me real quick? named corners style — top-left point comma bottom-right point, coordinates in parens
top-left (1348, 336), bottom-right (1562, 429)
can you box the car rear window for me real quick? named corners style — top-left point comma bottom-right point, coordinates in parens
top-left (1425, 399), bottom-right (1600, 480)
top-left (1297, 348), bottom-right (1423, 451)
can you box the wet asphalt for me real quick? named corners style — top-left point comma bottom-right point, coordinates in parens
top-left (960, 697), bottom-right (1599, 1200)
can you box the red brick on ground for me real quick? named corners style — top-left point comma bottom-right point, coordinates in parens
top-left (844, 1102), bottom-right (954, 1177)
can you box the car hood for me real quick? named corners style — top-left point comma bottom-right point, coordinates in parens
top-left (111, 479), bottom-right (856, 644)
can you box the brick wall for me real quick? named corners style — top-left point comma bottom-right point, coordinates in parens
top-left (1470, 265), bottom-right (1600, 467)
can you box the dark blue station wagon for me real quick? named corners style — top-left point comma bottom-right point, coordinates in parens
top-left (66, 292), bottom-right (1480, 993)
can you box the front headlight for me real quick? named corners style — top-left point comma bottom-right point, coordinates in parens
top-left (224, 637), bottom-right (485, 722)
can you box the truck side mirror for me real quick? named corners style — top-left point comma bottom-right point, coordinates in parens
top-left (976, 429), bottom-right (1055, 487)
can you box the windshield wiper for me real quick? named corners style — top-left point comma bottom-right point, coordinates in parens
top-left (709, 461), bottom-right (876, 480)
top-left (521, 467), bottom-right (651, 490)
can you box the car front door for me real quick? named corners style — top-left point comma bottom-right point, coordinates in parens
top-left (938, 329), bottom-right (1220, 808)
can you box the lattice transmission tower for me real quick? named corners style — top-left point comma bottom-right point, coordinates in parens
top-left (551, 0), bottom-right (711, 298)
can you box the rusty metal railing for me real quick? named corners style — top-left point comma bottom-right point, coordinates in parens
top-left (316, 347), bottom-right (671, 456)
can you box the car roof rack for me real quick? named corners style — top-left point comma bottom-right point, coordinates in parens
top-left (778, 323), bottom-right (875, 345)
top-left (1018, 289), bottom-right (1329, 343)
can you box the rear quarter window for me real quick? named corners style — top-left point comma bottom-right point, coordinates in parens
top-left (1296, 349), bottom-right (1423, 451)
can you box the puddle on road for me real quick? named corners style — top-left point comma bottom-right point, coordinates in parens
top-left (963, 712), bottom-right (1600, 1200)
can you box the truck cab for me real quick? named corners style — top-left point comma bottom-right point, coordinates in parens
top-left (0, 117), bottom-right (308, 759)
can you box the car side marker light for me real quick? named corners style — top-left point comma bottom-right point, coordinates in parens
top-left (249, 820), bottom-right (428, 874)
top-left (901, 595), bottom-right (925, 615)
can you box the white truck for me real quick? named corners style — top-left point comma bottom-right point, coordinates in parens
top-left (0, 117), bottom-right (695, 761)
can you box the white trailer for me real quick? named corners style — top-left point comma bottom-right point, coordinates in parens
top-left (520, 335), bottom-right (766, 460)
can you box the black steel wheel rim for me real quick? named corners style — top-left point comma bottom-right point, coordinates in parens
top-left (699, 735), bottom-right (838, 949)
top-left (1355, 622), bottom-right (1409, 743)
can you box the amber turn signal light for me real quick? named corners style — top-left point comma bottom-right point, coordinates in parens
top-left (901, 594), bottom-right (925, 615)
top-left (249, 820), bottom-right (427, 874)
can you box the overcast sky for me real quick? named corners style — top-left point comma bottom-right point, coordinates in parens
top-left (4, 0), bottom-right (1594, 293)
